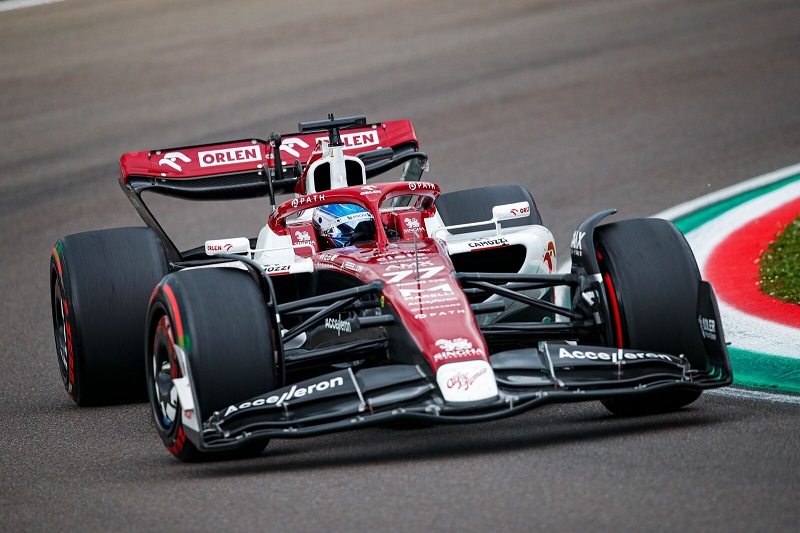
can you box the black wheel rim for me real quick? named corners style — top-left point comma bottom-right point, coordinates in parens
top-left (151, 314), bottom-right (179, 434)
top-left (52, 276), bottom-right (71, 390)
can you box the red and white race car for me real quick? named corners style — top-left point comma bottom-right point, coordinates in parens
top-left (50, 115), bottom-right (732, 461)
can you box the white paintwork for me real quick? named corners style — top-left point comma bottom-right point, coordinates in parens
top-left (436, 359), bottom-right (498, 403)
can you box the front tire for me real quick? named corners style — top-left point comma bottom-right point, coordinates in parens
top-left (594, 218), bottom-right (704, 416)
top-left (50, 228), bottom-right (169, 405)
top-left (146, 267), bottom-right (277, 461)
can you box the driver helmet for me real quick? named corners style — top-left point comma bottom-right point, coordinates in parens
top-left (312, 204), bottom-right (374, 248)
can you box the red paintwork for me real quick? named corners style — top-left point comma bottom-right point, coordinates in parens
top-left (287, 222), bottom-right (319, 257)
top-left (315, 240), bottom-right (487, 373)
top-left (270, 180), bottom-right (488, 372)
top-left (386, 210), bottom-right (426, 240)
top-left (118, 120), bottom-right (418, 185)
top-left (705, 197), bottom-right (800, 328)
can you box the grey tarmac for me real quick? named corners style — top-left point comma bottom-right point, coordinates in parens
top-left (1, 1), bottom-right (798, 531)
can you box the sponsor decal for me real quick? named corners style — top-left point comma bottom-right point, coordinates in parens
top-left (198, 146), bottom-right (262, 167)
top-left (401, 216), bottom-right (425, 238)
top-left (436, 338), bottom-right (471, 351)
top-left (399, 282), bottom-right (454, 299)
top-left (325, 317), bottom-right (351, 335)
top-left (315, 131), bottom-right (379, 151)
top-left (509, 205), bottom-right (530, 217)
top-left (205, 237), bottom-right (250, 256)
top-left (544, 241), bottom-right (556, 273)
top-left (360, 185), bottom-right (380, 196)
top-left (318, 252), bottom-right (338, 262)
top-left (158, 151), bottom-right (191, 172)
top-left (223, 376), bottom-right (346, 416)
top-left (493, 201), bottom-right (530, 221)
top-left (571, 231), bottom-right (586, 256)
top-left (334, 212), bottom-right (373, 223)
top-left (294, 230), bottom-right (311, 243)
top-left (557, 347), bottom-right (676, 363)
top-left (409, 298), bottom-right (458, 306)
top-left (383, 265), bottom-right (445, 284)
top-left (435, 360), bottom-right (497, 402)
top-left (698, 315), bottom-right (717, 340)
top-left (468, 237), bottom-right (509, 249)
top-left (414, 309), bottom-right (467, 320)
top-left (278, 137), bottom-right (310, 158)
top-left (264, 264), bottom-right (290, 273)
top-left (386, 260), bottom-right (434, 271)
top-left (407, 181), bottom-right (435, 191)
top-left (342, 261), bottom-right (363, 273)
top-left (291, 193), bottom-right (326, 208)
top-left (447, 367), bottom-right (488, 390)
top-left (404, 217), bottom-right (421, 229)
top-left (433, 337), bottom-right (485, 362)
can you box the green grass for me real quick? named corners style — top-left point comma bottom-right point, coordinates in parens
top-left (760, 215), bottom-right (800, 305)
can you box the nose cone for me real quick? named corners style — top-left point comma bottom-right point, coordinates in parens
top-left (435, 360), bottom-right (498, 403)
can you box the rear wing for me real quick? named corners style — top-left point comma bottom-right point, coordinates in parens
top-left (119, 119), bottom-right (424, 200)
top-left (118, 118), bottom-right (427, 262)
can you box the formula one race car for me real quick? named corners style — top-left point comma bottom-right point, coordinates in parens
top-left (50, 115), bottom-right (732, 461)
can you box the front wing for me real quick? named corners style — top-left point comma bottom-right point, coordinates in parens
top-left (190, 341), bottom-right (731, 452)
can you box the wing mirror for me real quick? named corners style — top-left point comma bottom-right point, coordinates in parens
top-left (434, 201), bottom-right (533, 239)
top-left (492, 202), bottom-right (531, 221)
top-left (205, 237), bottom-right (250, 256)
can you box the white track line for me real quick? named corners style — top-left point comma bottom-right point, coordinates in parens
top-left (0, 0), bottom-right (63, 13)
top-left (683, 180), bottom-right (800, 358)
top-left (653, 162), bottom-right (800, 221)
top-left (708, 387), bottom-right (800, 405)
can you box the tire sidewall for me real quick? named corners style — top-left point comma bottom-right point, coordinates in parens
top-left (50, 245), bottom-right (82, 402)
top-left (145, 296), bottom-right (198, 461)
top-left (50, 228), bottom-right (169, 406)
top-left (595, 219), bottom-right (707, 370)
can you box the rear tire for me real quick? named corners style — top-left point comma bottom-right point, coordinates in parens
top-left (594, 219), bottom-right (704, 416)
top-left (50, 228), bottom-right (169, 406)
top-left (435, 184), bottom-right (543, 232)
top-left (146, 268), bottom-right (276, 461)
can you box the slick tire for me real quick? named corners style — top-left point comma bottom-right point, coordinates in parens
top-left (594, 218), bottom-right (704, 416)
top-left (146, 268), bottom-right (276, 462)
top-left (50, 227), bottom-right (169, 406)
top-left (435, 184), bottom-right (543, 232)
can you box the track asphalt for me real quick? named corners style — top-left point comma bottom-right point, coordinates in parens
top-left (2, 1), bottom-right (799, 531)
